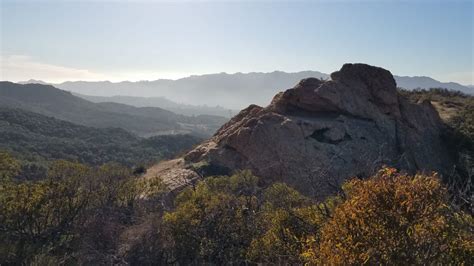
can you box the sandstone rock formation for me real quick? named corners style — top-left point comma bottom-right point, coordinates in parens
top-left (154, 64), bottom-right (453, 199)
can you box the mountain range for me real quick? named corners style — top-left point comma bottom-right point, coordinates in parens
top-left (20, 71), bottom-right (473, 111)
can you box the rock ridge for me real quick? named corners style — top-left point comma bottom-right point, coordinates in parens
top-left (162, 63), bottom-right (452, 198)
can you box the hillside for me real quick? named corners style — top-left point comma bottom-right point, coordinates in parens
top-left (400, 88), bottom-right (474, 162)
top-left (0, 82), bottom-right (227, 137)
top-left (0, 106), bottom-right (201, 169)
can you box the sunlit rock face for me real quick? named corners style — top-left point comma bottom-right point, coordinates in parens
top-left (181, 63), bottom-right (452, 198)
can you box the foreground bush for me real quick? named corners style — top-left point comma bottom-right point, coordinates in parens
top-left (2, 149), bottom-right (472, 264)
top-left (163, 171), bottom-right (261, 264)
top-left (0, 153), bottom-right (165, 264)
top-left (0, 160), bottom-right (92, 264)
top-left (304, 168), bottom-right (474, 265)
top-left (163, 172), bottom-right (335, 264)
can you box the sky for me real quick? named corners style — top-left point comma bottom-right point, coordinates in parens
top-left (0, 0), bottom-right (473, 84)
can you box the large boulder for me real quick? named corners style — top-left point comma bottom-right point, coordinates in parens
top-left (167, 64), bottom-right (452, 199)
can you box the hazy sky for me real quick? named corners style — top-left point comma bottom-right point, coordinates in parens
top-left (1, 0), bottom-right (473, 84)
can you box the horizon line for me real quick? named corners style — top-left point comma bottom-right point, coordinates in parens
top-left (4, 70), bottom-right (473, 87)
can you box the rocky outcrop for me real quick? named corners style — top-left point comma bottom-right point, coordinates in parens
top-left (159, 64), bottom-right (453, 199)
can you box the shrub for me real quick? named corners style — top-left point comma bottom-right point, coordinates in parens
top-left (163, 171), bottom-right (261, 264)
top-left (305, 168), bottom-right (474, 265)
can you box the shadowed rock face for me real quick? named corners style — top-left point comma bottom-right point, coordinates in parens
top-left (181, 64), bottom-right (453, 198)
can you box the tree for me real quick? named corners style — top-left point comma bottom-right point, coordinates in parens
top-left (305, 168), bottom-right (474, 265)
